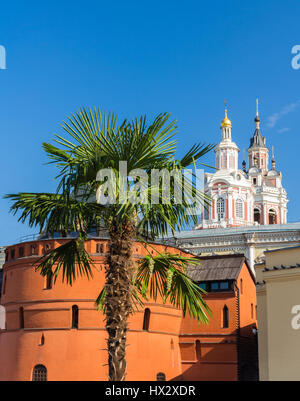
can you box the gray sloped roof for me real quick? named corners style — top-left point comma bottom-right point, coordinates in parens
top-left (186, 254), bottom-right (248, 282)
top-left (249, 129), bottom-right (266, 148)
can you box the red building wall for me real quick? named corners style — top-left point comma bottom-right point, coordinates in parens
top-left (178, 262), bottom-right (257, 381)
top-left (0, 239), bottom-right (186, 381)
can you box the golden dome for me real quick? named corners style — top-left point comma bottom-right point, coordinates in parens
top-left (221, 108), bottom-right (232, 128)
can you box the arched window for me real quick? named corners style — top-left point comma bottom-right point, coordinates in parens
top-left (195, 340), bottom-right (201, 360)
top-left (268, 209), bottom-right (277, 225)
top-left (222, 305), bottom-right (229, 328)
top-left (20, 307), bottom-right (24, 329)
top-left (39, 333), bottom-right (45, 346)
top-left (156, 372), bottom-right (166, 381)
top-left (18, 247), bottom-right (24, 258)
top-left (45, 271), bottom-right (53, 290)
top-left (30, 244), bottom-right (37, 256)
top-left (142, 308), bottom-right (151, 331)
top-left (203, 207), bottom-right (209, 221)
top-left (2, 275), bottom-right (6, 295)
top-left (72, 305), bottom-right (79, 329)
top-left (32, 365), bottom-right (47, 381)
top-left (96, 243), bottom-right (104, 253)
top-left (254, 208), bottom-right (260, 224)
top-left (235, 199), bottom-right (244, 219)
top-left (217, 198), bottom-right (225, 221)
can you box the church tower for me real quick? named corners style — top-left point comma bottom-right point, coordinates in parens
top-left (197, 102), bottom-right (254, 229)
top-left (247, 100), bottom-right (288, 225)
top-left (196, 100), bottom-right (288, 230)
top-left (247, 99), bottom-right (269, 175)
top-left (215, 101), bottom-right (239, 170)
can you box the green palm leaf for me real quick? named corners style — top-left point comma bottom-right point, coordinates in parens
top-left (35, 236), bottom-right (94, 286)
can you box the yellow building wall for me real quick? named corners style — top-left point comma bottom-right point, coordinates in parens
top-left (255, 246), bottom-right (300, 381)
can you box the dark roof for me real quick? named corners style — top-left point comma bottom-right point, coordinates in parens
top-left (186, 254), bottom-right (253, 282)
top-left (265, 245), bottom-right (300, 253)
top-left (249, 129), bottom-right (266, 148)
top-left (263, 263), bottom-right (300, 272)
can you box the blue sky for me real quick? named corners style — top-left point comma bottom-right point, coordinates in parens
top-left (1, 0), bottom-right (300, 245)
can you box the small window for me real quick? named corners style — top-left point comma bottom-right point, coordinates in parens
top-left (203, 207), bottom-right (209, 220)
top-left (254, 208), bottom-right (260, 223)
top-left (217, 198), bottom-right (225, 221)
top-left (45, 272), bottom-right (53, 290)
top-left (2, 275), bottom-right (6, 295)
top-left (222, 305), bottom-right (229, 328)
top-left (11, 249), bottom-right (15, 259)
top-left (195, 340), bottom-right (201, 360)
top-left (96, 243), bottom-right (104, 253)
top-left (156, 372), bottom-right (166, 381)
top-left (251, 303), bottom-right (254, 319)
top-left (268, 209), bottom-right (277, 225)
top-left (5, 251), bottom-right (9, 262)
top-left (220, 281), bottom-right (229, 290)
top-left (18, 247), bottom-right (24, 258)
top-left (253, 178), bottom-right (257, 185)
top-left (198, 283), bottom-right (207, 291)
top-left (39, 334), bottom-right (45, 346)
top-left (142, 308), bottom-right (151, 331)
top-left (72, 305), bottom-right (79, 329)
top-left (20, 307), bottom-right (24, 329)
top-left (210, 281), bottom-right (231, 292)
top-left (30, 245), bottom-right (37, 255)
top-left (235, 199), bottom-right (244, 219)
top-left (32, 365), bottom-right (47, 381)
top-left (43, 244), bottom-right (51, 254)
top-left (240, 279), bottom-right (243, 295)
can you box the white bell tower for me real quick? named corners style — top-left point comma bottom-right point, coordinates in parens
top-left (215, 101), bottom-right (239, 170)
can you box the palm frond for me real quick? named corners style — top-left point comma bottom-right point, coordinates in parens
top-left (4, 192), bottom-right (105, 235)
top-left (35, 236), bottom-right (94, 285)
top-left (135, 253), bottom-right (211, 323)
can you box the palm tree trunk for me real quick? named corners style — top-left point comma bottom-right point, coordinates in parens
top-left (105, 218), bottom-right (135, 381)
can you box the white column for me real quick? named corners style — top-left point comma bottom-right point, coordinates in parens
top-left (246, 245), bottom-right (255, 273)
top-left (228, 193), bottom-right (233, 224)
top-left (263, 203), bottom-right (267, 225)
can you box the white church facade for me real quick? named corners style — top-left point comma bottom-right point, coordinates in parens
top-left (196, 101), bottom-right (288, 230)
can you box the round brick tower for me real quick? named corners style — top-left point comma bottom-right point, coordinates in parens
top-left (0, 238), bottom-right (185, 381)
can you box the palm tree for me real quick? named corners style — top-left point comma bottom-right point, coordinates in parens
top-left (6, 108), bottom-right (214, 381)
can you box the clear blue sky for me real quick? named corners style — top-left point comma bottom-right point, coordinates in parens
top-left (1, 0), bottom-right (300, 245)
